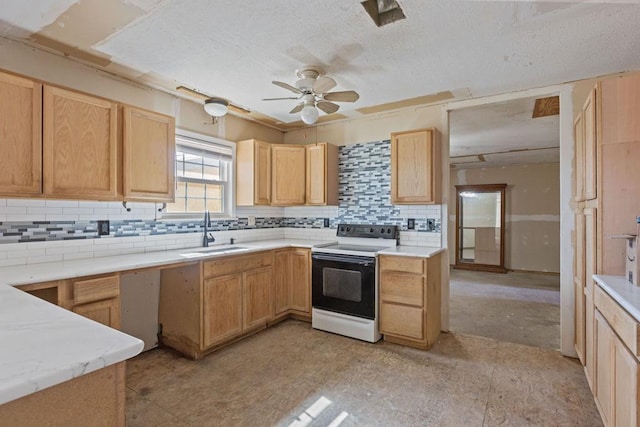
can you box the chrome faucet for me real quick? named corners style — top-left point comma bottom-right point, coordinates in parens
top-left (203, 210), bottom-right (215, 247)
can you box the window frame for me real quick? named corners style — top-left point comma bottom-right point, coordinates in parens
top-left (161, 129), bottom-right (236, 220)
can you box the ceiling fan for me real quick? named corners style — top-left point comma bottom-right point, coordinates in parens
top-left (263, 67), bottom-right (359, 125)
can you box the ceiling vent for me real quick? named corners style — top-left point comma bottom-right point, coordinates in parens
top-left (361, 0), bottom-right (406, 27)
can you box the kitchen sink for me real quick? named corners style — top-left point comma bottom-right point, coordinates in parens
top-left (180, 246), bottom-right (249, 258)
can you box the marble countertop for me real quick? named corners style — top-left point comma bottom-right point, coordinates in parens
top-left (378, 246), bottom-right (445, 258)
top-left (0, 285), bottom-right (143, 405)
top-left (593, 275), bottom-right (640, 322)
top-left (0, 239), bottom-right (331, 287)
top-left (0, 238), bottom-right (329, 406)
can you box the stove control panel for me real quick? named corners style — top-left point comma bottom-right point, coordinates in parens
top-left (336, 224), bottom-right (398, 239)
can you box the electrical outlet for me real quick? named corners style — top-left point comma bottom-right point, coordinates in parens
top-left (407, 218), bottom-right (415, 230)
top-left (248, 216), bottom-right (256, 227)
top-left (323, 218), bottom-right (330, 228)
top-left (97, 220), bottom-right (110, 236)
top-left (427, 218), bottom-right (436, 231)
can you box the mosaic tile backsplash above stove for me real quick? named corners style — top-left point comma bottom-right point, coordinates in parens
top-left (0, 140), bottom-right (441, 245)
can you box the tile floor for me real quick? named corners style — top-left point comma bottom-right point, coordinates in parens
top-left (449, 269), bottom-right (561, 350)
top-left (126, 320), bottom-right (601, 427)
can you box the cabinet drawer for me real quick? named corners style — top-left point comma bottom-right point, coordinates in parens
top-left (380, 303), bottom-right (424, 340)
top-left (380, 255), bottom-right (424, 275)
top-left (595, 285), bottom-right (640, 358)
top-left (72, 275), bottom-right (120, 305)
top-left (380, 272), bottom-right (424, 307)
top-left (203, 251), bottom-right (272, 278)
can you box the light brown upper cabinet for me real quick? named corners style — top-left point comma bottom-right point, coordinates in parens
top-left (0, 71), bottom-right (42, 196)
top-left (583, 88), bottom-right (597, 201)
top-left (123, 106), bottom-right (175, 202)
top-left (391, 128), bottom-right (441, 204)
top-left (271, 144), bottom-right (306, 206)
top-left (236, 139), bottom-right (271, 206)
top-left (43, 85), bottom-right (118, 200)
top-left (306, 142), bottom-right (338, 205)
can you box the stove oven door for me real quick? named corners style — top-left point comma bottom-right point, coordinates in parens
top-left (311, 253), bottom-right (376, 320)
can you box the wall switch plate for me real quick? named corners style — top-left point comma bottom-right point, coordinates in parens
top-left (248, 216), bottom-right (256, 227)
top-left (323, 218), bottom-right (330, 228)
top-left (97, 220), bottom-right (110, 236)
top-left (427, 218), bottom-right (436, 231)
top-left (407, 218), bottom-right (415, 230)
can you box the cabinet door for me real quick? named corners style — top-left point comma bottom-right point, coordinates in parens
top-left (73, 298), bottom-right (120, 329)
top-left (575, 278), bottom-right (586, 365)
top-left (614, 336), bottom-right (640, 427)
top-left (123, 106), bottom-right (175, 202)
top-left (584, 208), bottom-right (597, 293)
top-left (273, 249), bottom-right (291, 315)
top-left (306, 143), bottom-right (326, 205)
top-left (255, 141), bottom-right (271, 205)
top-left (290, 248), bottom-right (311, 314)
top-left (595, 310), bottom-right (614, 426)
top-left (583, 88), bottom-right (597, 201)
top-left (243, 267), bottom-right (274, 329)
top-left (0, 72), bottom-right (42, 196)
top-left (203, 274), bottom-right (243, 347)
top-left (574, 113), bottom-right (585, 202)
top-left (585, 290), bottom-right (595, 391)
top-left (391, 129), bottom-right (439, 204)
top-left (43, 86), bottom-right (118, 200)
top-left (271, 145), bottom-right (305, 205)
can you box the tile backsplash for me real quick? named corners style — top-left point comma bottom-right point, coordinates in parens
top-left (0, 139), bottom-right (442, 264)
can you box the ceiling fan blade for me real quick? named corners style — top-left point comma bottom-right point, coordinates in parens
top-left (316, 101), bottom-right (340, 114)
top-left (313, 76), bottom-right (337, 94)
top-left (323, 90), bottom-right (360, 102)
top-left (289, 103), bottom-right (304, 114)
top-left (262, 97), bottom-right (300, 101)
top-left (272, 81), bottom-right (302, 94)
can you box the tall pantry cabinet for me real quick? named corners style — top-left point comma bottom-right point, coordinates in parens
top-left (574, 73), bottom-right (640, 426)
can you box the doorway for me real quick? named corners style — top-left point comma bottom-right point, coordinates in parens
top-left (447, 95), bottom-right (561, 350)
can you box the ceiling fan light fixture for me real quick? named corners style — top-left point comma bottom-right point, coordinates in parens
top-left (300, 103), bottom-right (319, 125)
top-left (204, 98), bottom-right (229, 117)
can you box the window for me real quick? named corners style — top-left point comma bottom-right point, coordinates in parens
top-left (165, 131), bottom-right (234, 218)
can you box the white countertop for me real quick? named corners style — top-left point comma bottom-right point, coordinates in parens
top-left (0, 285), bottom-right (143, 405)
top-left (0, 238), bottom-right (329, 406)
top-left (0, 239), bottom-right (329, 287)
top-left (378, 246), bottom-right (445, 258)
top-left (594, 275), bottom-right (640, 322)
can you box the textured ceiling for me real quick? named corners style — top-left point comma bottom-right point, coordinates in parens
top-left (450, 95), bottom-right (559, 167)
top-left (1, 0), bottom-right (640, 128)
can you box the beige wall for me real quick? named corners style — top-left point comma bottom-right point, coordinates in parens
top-left (449, 163), bottom-right (560, 273)
top-left (0, 37), bottom-right (283, 144)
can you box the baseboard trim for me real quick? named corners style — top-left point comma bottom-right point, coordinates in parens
top-left (449, 264), bottom-right (560, 276)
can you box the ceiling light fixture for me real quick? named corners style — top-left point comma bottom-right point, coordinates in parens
top-left (300, 102), bottom-right (319, 125)
top-left (204, 97), bottom-right (229, 117)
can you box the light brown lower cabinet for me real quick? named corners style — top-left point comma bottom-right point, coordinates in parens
top-left (203, 273), bottom-right (243, 347)
top-left (273, 248), bottom-right (311, 318)
top-left (592, 284), bottom-right (640, 427)
top-left (243, 267), bottom-right (274, 329)
top-left (0, 362), bottom-right (126, 427)
top-left (16, 274), bottom-right (121, 330)
top-left (159, 251), bottom-right (276, 359)
top-left (379, 253), bottom-right (442, 349)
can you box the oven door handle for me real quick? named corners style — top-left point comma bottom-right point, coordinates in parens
top-left (311, 253), bottom-right (375, 266)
